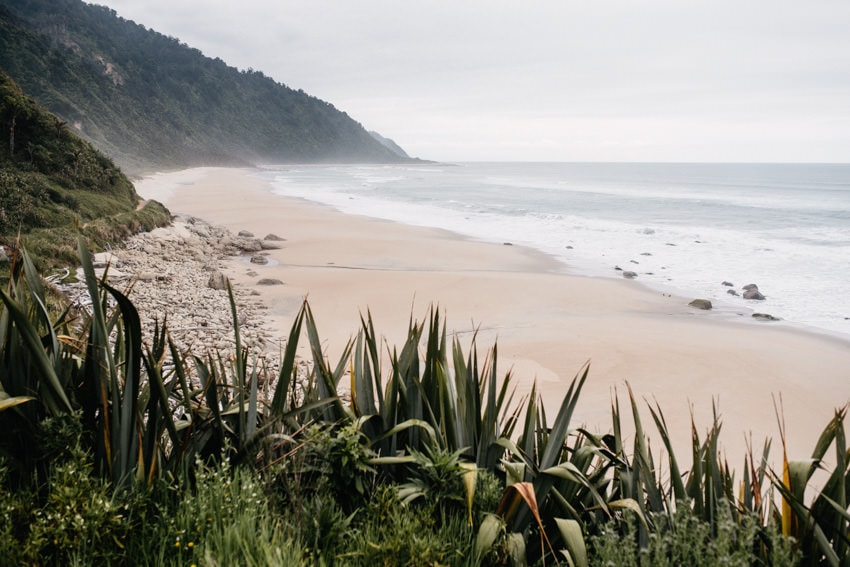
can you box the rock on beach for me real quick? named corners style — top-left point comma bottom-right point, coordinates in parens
top-left (753, 313), bottom-right (781, 321)
top-left (689, 299), bottom-right (713, 310)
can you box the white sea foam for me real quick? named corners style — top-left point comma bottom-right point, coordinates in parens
top-left (261, 162), bottom-right (850, 339)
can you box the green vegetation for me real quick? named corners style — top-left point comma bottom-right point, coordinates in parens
top-left (2, 2), bottom-right (838, 564)
top-left (0, 70), bottom-right (171, 272)
top-left (1, 240), bottom-right (848, 565)
top-left (0, 0), bottom-right (407, 173)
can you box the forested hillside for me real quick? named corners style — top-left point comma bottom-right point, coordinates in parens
top-left (0, 70), bottom-right (169, 268)
top-left (0, 0), bottom-right (405, 173)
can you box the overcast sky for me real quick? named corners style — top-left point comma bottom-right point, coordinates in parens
top-left (91, 1), bottom-right (850, 163)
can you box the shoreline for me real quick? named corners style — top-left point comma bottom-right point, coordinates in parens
top-left (259, 162), bottom-right (850, 343)
top-left (135, 166), bottom-right (850, 463)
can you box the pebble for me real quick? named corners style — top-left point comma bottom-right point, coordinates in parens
top-left (58, 216), bottom-right (285, 380)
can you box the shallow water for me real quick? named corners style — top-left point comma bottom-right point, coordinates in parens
top-left (259, 162), bottom-right (850, 339)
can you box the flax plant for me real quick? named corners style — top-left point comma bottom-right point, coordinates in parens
top-left (0, 245), bottom-right (74, 416)
top-left (350, 307), bottom-right (518, 469)
top-left (488, 364), bottom-right (635, 565)
top-left (0, 245), bottom-right (75, 484)
top-left (769, 406), bottom-right (850, 566)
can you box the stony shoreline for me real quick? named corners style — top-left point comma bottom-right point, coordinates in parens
top-left (59, 214), bottom-right (287, 378)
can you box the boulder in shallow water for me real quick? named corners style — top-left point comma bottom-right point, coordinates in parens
top-left (622, 271), bottom-right (638, 279)
top-left (743, 287), bottom-right (766, 300)
top-left (742, 284), bottom-right (766, 299)
top-left (753, 313), bottom-right (780, 321)
top-left (264, 233), bottom-right (286, 241)
top-left (689, 299), bottom-right (713, 310)
top-left (238, 230), bottom-right (254, 237)
top-left (250, 255), bottom-right (269, 265)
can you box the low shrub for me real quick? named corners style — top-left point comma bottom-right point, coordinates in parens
top-left (0, 423), bottom-right (136, 565)
top-left (134, 454), bottom-right (306, 566)
top-left (589, 506), bottom-right (798, 567)
top-left (342, 484), bottom-right (474, 566)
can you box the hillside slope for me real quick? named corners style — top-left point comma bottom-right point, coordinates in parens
top-left (369, 131), bottom-right (411, 159)
top-left (0, 70), bottom-right (169, 267)
top-left (0, 0), bottom-right (405, 173)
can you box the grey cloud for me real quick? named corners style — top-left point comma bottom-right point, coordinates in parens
top-left (92, 0), bottom-right (850, 162)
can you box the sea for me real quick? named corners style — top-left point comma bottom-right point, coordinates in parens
top-left (257, 162), bottom-right (850, 340)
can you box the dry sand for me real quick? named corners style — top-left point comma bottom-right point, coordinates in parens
top-left (136, 167), bottom-right (850, 464)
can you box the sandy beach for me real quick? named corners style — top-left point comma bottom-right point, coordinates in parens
top-left (136, 166), bottom-right (850, 463)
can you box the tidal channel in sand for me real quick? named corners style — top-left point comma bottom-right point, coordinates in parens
top-left (135, 166), bottom-right (850, 464)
